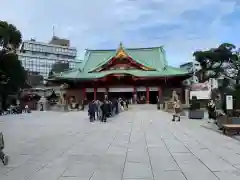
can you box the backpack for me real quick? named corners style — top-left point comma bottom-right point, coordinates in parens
top-left (0, 132), bottom-right (4, 149)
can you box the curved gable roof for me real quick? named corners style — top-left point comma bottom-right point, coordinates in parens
top-left (82, 45), bottom-right (167, 72)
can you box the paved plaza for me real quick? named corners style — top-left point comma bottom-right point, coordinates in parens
top-left (0, 105), bottom-right (240, 180)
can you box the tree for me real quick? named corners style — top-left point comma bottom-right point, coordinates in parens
top-left (0, 53), bottom-right (26, 93)
top-left (26, 71), bottom-right (44, 87)
top-left (0, 20), bottom-right (22, 50)
top-left (193, 43), bottom-right (239, 83)
top-left (193, 43), bottom-right (240, 109)
top-left (0, 21), bottom-right (26, 110)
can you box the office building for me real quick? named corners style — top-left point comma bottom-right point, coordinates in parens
top-left (49, 36), bottom-right (70, 46)
top-left (18, 37), bottom-right (78, 78)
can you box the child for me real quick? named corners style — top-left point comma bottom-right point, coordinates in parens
top-left (0, 132), bottom-right (9, 165)
top-left (172, 100), bottom-right (181, 122)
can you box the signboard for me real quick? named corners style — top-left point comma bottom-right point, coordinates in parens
top-left (190, 82), bottom-right (209, 91)
top-left (137, 87), bottom-right (146, 92)
top-left (226, 95), bottom-right (233, 110)
top-left (86, 88), bottom-right (94, 92)
top-left (109, 87), bottom-right (133, 92)
top-left (190, 90), bottom-right (211, 100)
top-left (149, 87), bottom-right (158, 91)
top-left (190, 82), bottom-right (210, 100)
top-left (97, 88), bottom-right (106, 92)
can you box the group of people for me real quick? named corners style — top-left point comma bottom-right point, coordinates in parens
top-left (0, 103), bottom-right (31, 115)
top-left (88, 98), bottom-right (128, 123)
top-left (171, 98), bottom-right (218, 122)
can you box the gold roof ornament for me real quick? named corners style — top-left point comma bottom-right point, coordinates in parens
top-left (115, 42), bottom-right (128, 59)
top-left (120, 42), bottom-right (123, 48)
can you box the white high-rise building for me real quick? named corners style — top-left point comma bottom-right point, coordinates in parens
top-left (18, 37), bottom-right (78, 78)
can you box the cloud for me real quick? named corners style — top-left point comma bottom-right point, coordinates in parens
top-left (0, 0), bottom-right (238, 65)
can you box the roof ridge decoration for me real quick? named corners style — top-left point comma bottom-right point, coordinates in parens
top-left (115, 42), bottom-right (128, 59)
top-left (82, 50), bottom-right (92, 72)
top-left (85, 45), bottom-right (164, 51)
top-left (157, 46), bottom-right (166, 70)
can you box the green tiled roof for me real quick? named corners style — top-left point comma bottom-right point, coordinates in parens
top-left (83, 50), bottom-right (115, 72)
top-left (51, 66), bottom-right (188, 80)
top-left (52, 69), bottom-right (82, 79)
top-left (49, 44), bottom-right (189, 81)
top-left (75, 61), bottom-right (84, 70)
top-left (83, 46), bottom-right (167, 72)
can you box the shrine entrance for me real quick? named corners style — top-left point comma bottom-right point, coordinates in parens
top-left (108, 87), bottom-right (133, 100)
top-left (108, 92), bottom-right (133, 100)
top-left (149, 91), bottom-right (158, 104)
top-left (86, 92), bottom-right (94, 101)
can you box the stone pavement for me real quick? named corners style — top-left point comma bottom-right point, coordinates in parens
top-left (0, 105), bottom-right (240, 180)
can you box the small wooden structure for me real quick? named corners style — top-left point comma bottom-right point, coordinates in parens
top-left (222, 124), bottom-right (240, 136)
top-left (216, 114), bottom-right (240, 136)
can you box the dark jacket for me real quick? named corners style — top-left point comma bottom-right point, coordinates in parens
top-left (0, 132), bottom-right (4, 150)
top-left (100, 102), bottom-right (108, 113)
top-left (120, 101), bottom-right (125, 107)
top-left (88, 103), bottom-right (96, 114)
top-left (207, 103), bottom-right (216, 119)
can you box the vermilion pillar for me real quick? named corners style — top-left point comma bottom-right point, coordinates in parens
top-left (133, 86), bottom-right (137, 94)
top-left (82, 88), bottom-right (86, 101)
top-left (158, 87), bottom-right (162, 99)
top-left (94, 87), bottom-right (97, 101)
top-left (133, 87), bottom-right (137, 104)
top-left (146, 87), bottom-right (149, 104)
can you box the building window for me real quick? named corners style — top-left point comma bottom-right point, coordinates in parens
top-left (43, 46), bottom-right (47, 52)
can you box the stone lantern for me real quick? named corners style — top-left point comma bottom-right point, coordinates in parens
top-left (59, 83), bottom-right (69, 111)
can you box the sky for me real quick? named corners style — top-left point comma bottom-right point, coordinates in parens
top-left (1, 0), bottom-right (240, 66)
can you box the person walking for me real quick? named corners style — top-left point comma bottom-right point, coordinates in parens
top-left (40, 102), bottom-right (44, 111)
top-left (100, 100), bottom-right (108, 123)
top-left (115, 98), bottom-right (119, 115)
top-left (207, 99), bottom-right (216, 123)
top-left (172, 100), bottom-right (181, 122)
top-left (120, 99), bottom-right (124, 112)
top-left (88, 100), bottom-right (96, 122)
top-left (113, 98), bottom-right (119, 115)
top-left (96, 100), bottom-right (102, 120)
top-left (107, 100), bottom-right (112, 117)
top-left (125, 99), bottom-right (129, 109)
top-left (0, 132), bottom-right (9, 165)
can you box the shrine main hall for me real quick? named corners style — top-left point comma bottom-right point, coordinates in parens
top-left (48, 43), bottom-right (191, 104)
